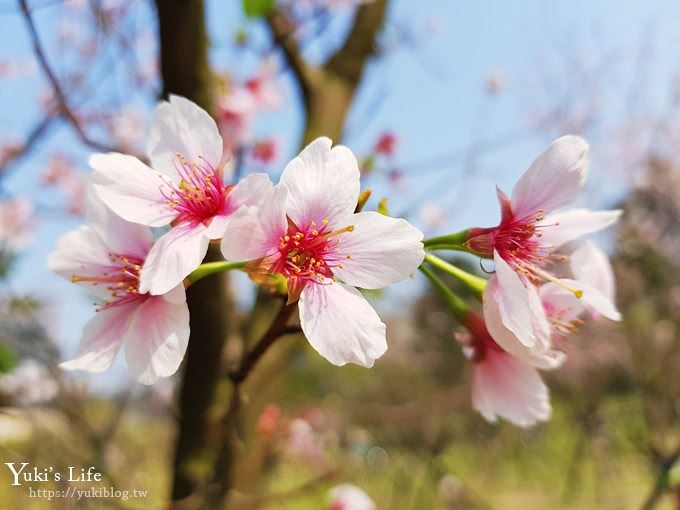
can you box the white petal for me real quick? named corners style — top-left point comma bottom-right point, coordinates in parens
top-left (90, 153), bottom-right (177, 227)
top-left (299, 283), bottom-right (387, 367)
top-left (538, 209), bottom-right (621, 250)
top-left (84, 184), bottom-right (153, 258)
top-left (139, 223), bottom-right (210, 295)
top-left (147, 95), bottom-right (224, 177)
top-left (203, 173), bottom-right (274, 240)
top-left (221, 186), bottom-right (287, 261)
top-left (491, 252), bottom-right (536, 347)
top-left (333, 211), bottom-right (424, 289)
top-left (163, 283), bottom-right (187, 305)
top-left (540, 284), bottom-right (585, 325)
top-left (48, 225), bottom-right (114, 299)
top-left (60, 303), bottom-right (136, 372)
top-left (484, 279), bottom-right (563, 369)
top-left (570, 240), bottom-right (616, 301)
top-left (511, 135), bottom-right (588, 218)
top-left (123, 296), bottom-right (190, 384)
top-left (557, 278), bottom-right (621, 321)
top-left (472, 347), bottom-right (551, 427)
top-left (228, 172), bottom-right (273, 209)
top-left (280, 137), bottom-right (360, 228)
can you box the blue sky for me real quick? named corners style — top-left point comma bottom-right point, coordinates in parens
top-left (2, 0), bottom-right (680, 388)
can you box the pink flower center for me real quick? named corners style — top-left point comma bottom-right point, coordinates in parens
top-left (160, 154), bottom-right (232, 226)
top-left (249, 217), bottom-right (354, 303)
top-left (543, 301), bottom-right (583, 340)
top-left (467, 209), bottom-right (547, 272)
top-left (71, 253), bottom-right (146, 310)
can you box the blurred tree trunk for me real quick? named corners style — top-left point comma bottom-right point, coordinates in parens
top-left (153, 0), bottom-right (234, 503)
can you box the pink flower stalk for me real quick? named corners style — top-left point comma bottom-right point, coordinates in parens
top-left (328, 484), bottom-right (376, 510)
top-left (0, 198), bottom-right (35, 252)
top-left (48, 190), bottom-right (190, 384)
top-left (222, 137), bottom-right (424, 367)
top-left (91, 95), bottom-right (270, 295)
top-left (466, 136), bottom-right (621, 349)
top-left (460, 311), bottom-right (552, 427)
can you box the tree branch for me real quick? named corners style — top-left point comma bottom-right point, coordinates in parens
top-left (266, 10), bottom-right (318, 103)
top-left (229, 300), bottom-right (298, 384)
top-left (325, 0), bottom-right (388, 84)
top-left (18, 0), bottom-right (126, 155)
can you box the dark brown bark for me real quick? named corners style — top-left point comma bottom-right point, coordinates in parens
top-left (155, 0), bottom-right (214, 111)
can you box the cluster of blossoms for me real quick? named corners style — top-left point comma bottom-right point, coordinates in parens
top-left (425, 136), bottom-right (621, 426)
top-left (49, 96), bottom-right (620, 427)
top-left (50, 96), bottom-right (423, 384)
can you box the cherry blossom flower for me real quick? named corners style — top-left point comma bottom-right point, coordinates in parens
top-left (328, 484), bottom-right (376, 510)
top-left (90, 95), bottom-right (271, 295)
top-left (466, 136), bottom-right (621, 349)
top-left (459, 311), bottom-right (552, 427)
top-left (483, 241), bottom-right (619, 368)
top-left (48, 190), bottom-right (190, 384)
top-left (221, 137), bottom-right (424, 367)
top-left (0, 198), bottom-right (35, 252)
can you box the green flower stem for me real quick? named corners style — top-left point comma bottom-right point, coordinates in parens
top-left (186, 260), bottom-right (247, 285)
top-left (423, 253), bottom-right (486, 299)
top-left (424, 243), bottom-right (476, 254)
top-left (423, 230), bottom-right (469, 248)
top-left (418, 265), bottom-right (470, 320)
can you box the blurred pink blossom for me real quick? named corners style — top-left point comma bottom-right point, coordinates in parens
top-left (216, 87), bottom-right (258, 158)
top-left (287, 418), bottom-right (327, 467)
top-left (374, 132), bottom-right (397, 157)
top-left (328, 484), bottom-right (376, 510)
top-left (0, 198), bottom-right (35, 252)
top-left (257, 403), bottom-right (282, 439)
top-left (245, 57), bottom-right (283, 110)
top-left (0, 360), bottom-right (58, 406)
top-left (485, 70), bottom-right (506, 95)
top-left (419, 201), bottom-right (445, 229)
top-left (110, 107), bottom-right (146, 152)
top-left (250, 137), bottom-right (280, 165)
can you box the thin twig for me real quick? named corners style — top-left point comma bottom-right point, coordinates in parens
top-left (229, 300), bottom-right (298, 384)
top-left (18, 0), bottom-right (132, 155)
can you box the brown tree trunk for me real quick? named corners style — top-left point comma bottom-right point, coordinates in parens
top-left (153, 0), bottom-right (232, 503)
